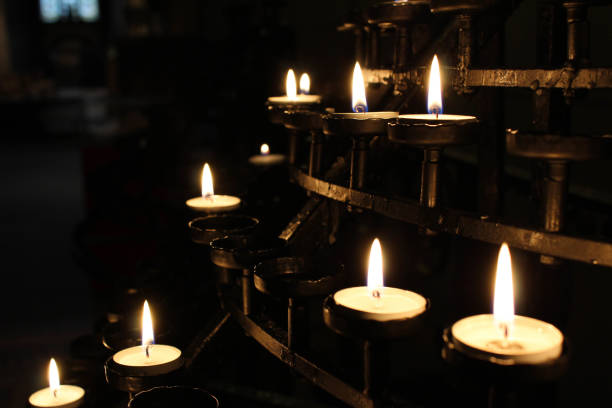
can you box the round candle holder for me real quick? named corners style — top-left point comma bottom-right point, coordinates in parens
top-left (323, 112), bottom-right (399, 190)
top-left (104, 352), bottom-right (184, 394)
top-left (388, 115), bottom-right (479, 226)
top-left (210, 236), bottom-right (287, 315)
top-left (188, 214), bottom-right (260, 246)
top-left (442, 326), bottom-right (568, 384)
top-left (128, 386), bottom-right (218, 408)
top-left (322, 290), bottom-right (429, 340)
top-left (506, 130), bottom-right (612, 264)
top-left (282, 110), bottom-right (325, 176)
top-left (368, 0), bottom-right (430, 26)
top-left (265, 97), bottom-right (322, 125)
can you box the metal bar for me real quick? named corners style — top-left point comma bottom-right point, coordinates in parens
top-left (292, 169), bottom-right (612, 267)
top-left (227, 302), bottom-right (375, 408)
top-left (363, 67), bottom-right (612, 89)
top-left (184, 311), bottom-right (231, 370)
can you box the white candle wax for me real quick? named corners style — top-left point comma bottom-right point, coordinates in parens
top-left (267, 94), bottom-right (321, 105)
top-left (29, 385), bottom-right (85, 408)
top-left (451, 314), bottom-right (563, 364)
top-left (334, 286), bottom-right (427, 321)
top-left (248, 153), bottom-right (286, 166)
top-left (186, 195), bottom-right (241, 213)
top-left (399, 114), bottom-right (476, 122)
top-left (112, 344), bottom-right (182, 376)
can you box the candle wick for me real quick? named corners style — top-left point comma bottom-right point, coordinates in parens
top-left (204, 193), bottom-right (214, 202)
top-left (53, 389), bottom-right (58, 398)
top-left (371, 289), bottom-right (382, 308)
top-left (145, 344), bottom-right (151, 358)
top-left (354, 104), bottom-right (366, 113)
top-left (436, 112), bottom-right (439, 120)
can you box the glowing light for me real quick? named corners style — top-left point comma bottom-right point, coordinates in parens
top-left (352, 62), bottom-right (368, 113)
top-left (427, 55), bottom-right (443, 115)
top-left (286, 69), bottom-right (297, 100)
top-left (493, 243), bottom-right (515, 337)
top-left (260, 144), bottom-right (270, 155)
top-left (201, 163), bottom-right (214, 199)
top-left (367, 238), bottom-right (383, 297)
top-left (299, 73), bottom-right (310, 94)
top-left (142, 300), bottom-right (155, 348)
top-left (48, 358), bottom-right (60, 397)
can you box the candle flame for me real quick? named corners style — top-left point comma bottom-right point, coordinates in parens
top-left (142, 300), bottom-right (154, 349)
top-left (260, 144), bottom-right (270, 155)
top-left (48, 358), bottom-right (60, 397)
top-left (493, 243), bottom-right (515, 335)
top-left (427, 55), bottom-right (443, 115)
top-left (286, 69), bottom-right (297, 100)
top-left (299, 73), bottom-right (310, 94)
top-left (367, 238), bottom-right (383, 297)
top-left (352, 62), bottom-right (368, 113)
top-left (201, 163), bottom-right (214, 198)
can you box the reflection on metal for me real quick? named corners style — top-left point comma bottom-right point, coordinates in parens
top-left (291, 169), bottom-right (612, 268)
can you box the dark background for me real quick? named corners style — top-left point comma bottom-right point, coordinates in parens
top-left (1, 1), bottom-right (612, 407)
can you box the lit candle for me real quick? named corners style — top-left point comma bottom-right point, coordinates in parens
top-left (111, 301), bottom-right (183, 376)
top-left (397, 55), bottom-right (476, 123)
top-left (248, 143), bottom-right (286, 166)
top-left (186, 163), bottom-right (241, 213)
top-left (333, 239), bottom-right (426, 320)
top-left (299, 73), bottom-right (310, 95)
top-left (451, 243), bottom-right (564, 364)
top-left (29, 358), bottom-right (85, 408)
top-left (267, 69), bottom-right (322, 105)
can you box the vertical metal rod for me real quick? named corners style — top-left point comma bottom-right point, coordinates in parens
top-left (288, 130), bottom-right (299, 165)
top-left (309, 131), bottom-right (323, 177)
top-left (540, 161), bottom-right (568, 265)
top-left (287, 297), bottom-right (296, 350)
top-left (419, 149), bottom-right (441, 208)
top-left (350, 136), bottom-right (369, 190)
top-left (565, 2), bottom-right (589, 67)
top-left (241, 268), bottom-right (252, 316)
top-left (367, 26), bottom-right (379, 69)
top-left (394, 25), bottom-right (410, 72)
top-left (363, 340), bottom-right (372, 397)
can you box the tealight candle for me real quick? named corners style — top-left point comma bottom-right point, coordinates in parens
top-left (111, 301), bottom-right (183, 376)
top-left (267, 69), bottom-right (322, 105)
top-left (397, 55), bottom-right (477, 124)
top-left (248, 143), bottom-right (286, 166)
top-left (29, 358), bottom-right (85, 408)
top-left (186, 163), bottom-right (241, 213)
top-left (333, 239), bottom-right (427, 320)
top-left (451, 243), bottom-right (564, 365)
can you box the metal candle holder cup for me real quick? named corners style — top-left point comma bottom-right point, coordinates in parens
top-left (104, 355), bottom-right (184, 395)
top-left (210, 236), bottom-right (287, 315)
top-left (254, 257), bottom-right (344, 350)
top-left (506, 130), bottom-right (612, 264)
top-left (128, 386), bottom-right (219, 408)
top-left (387, 116), bottom-right (479, 233)
top-left (323, 112), bottom-right (398, 190)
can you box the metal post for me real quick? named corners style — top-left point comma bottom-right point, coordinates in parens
top-left (350, 135), bottom-right (369, 190)
top-left (288, 129), bottom-right (299, 165)
top-left (242, 268), bottom-right (252, 315)
top-left (309, 131), bottom-right (323, 177)
top-left (540, 161), bottom-right (568, 264)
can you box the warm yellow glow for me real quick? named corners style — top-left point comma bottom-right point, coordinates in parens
top-left (48, 358), bottom-right (60, 395)
top-left (493, 243), bottom-right (515, 330)
top-left (299, 73), bottom-right (310, 94)
top-left (351, 62), bottom-right (368, 113)
top-left (201, 163), bottom-right (214, 198)
top-left (260, 144), bottom-right (270, 155)
top-left (427, 55), bottom-right (443, 114)
top-left (286, 69), bottom-right (297, 100)
top-left (367, 238), bottom-right (383, 296)
top-left (142, 300), bottom-right (155, 348)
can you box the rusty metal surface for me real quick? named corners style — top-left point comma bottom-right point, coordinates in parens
top-left (226, 301), bottom-right (375, 408)
top-left (292, 169), bottom-right (612, 267)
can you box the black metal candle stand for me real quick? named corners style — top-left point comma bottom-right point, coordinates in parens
top-left (209, 236), bottom-right (287, 315)
top-left (128, 386), bottom-right (219, 408)
top-left (322, 112), bottom-right (398, 190)
top-left (254, 256), bottom-right (344, 351)
top-left (506, 129), bottom-right (612, 264)
top-left (282, 110), bottom-right (326, 176)
top-left (441, 327), bottom-right (569, 407)
top-left (104, 355), bottom-right (185, 395)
